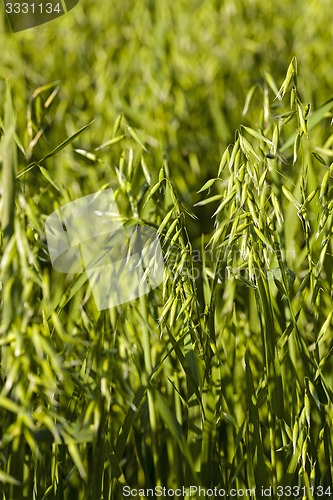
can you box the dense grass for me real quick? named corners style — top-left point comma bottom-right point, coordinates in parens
top-left (1, 1), bottom-right (333, 499)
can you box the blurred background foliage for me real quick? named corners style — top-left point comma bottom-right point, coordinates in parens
top-left (1, 0), bottom-right (333, 213)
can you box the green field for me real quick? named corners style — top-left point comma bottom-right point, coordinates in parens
top-left (1, 1), bottom-right (333, 498)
